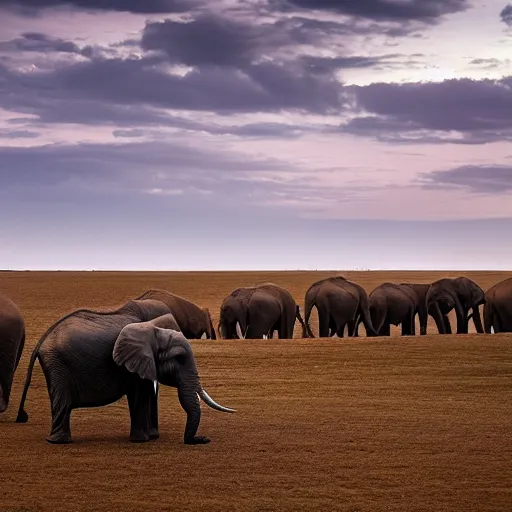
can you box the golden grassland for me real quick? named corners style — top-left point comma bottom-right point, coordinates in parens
top-left (0, 270), bottom-right (512, 512)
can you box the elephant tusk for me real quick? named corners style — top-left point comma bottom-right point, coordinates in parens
top-left (197, 388), bottom-right (236, 413)
top-left (153, 380), bottom-right (158, 394)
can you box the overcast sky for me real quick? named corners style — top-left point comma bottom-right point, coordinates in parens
top-left (1, 0), bottom-right (511, 270)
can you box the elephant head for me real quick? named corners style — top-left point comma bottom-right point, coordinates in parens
top-left (218, 296), bottom-right (247, 339)
top-left (113, 323), bottom-right (234, 442)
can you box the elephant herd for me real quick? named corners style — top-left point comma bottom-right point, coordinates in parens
top-left (1, 275), bottom-right (512, 445)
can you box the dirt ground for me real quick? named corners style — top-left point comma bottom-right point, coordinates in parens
top-left (1, 270), bottom-right (511, 512)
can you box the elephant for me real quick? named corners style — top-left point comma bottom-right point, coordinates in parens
top-left (135, 289), bottom-right (216, 339)
top-left (218, 283), bottom-right (306, 339)
top-left (426, 277), bottom-right (485, 334)
top-left (302, 276), bottom-right (378, 338)
top-left (15, 298), bottom-right (234, 444)
top-left (354, 283), bottom-right (417, 336)
top-left (483, 277), bottom-right (512, 333)
top-left (0, 293), bottom-right (25, 413)
top-left (398, 283), bottom-right (431, 335)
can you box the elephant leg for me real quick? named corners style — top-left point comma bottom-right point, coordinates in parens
top-left (347, 319), bottom-right (356, 337)
top-left (46, 391), bottom-right (73, 444)
top-left (410, 313), bottom-right (416, 336)
top-left (149, 383), bottom-right (159, 441)
top-left (42, 361), bottom-right (73, 444)
top-left (380, 323), bottom-right (391, 336)
top-left (336, 323), bottom-right (346, 338)
top-left (401, 311), bottom-right (415, 336)
top-left (318, 309), bottom-right (330, 338)
top-left (443, 315), bottom-right (452, 334)
top-left (127, 379), bottom-right (153, 443)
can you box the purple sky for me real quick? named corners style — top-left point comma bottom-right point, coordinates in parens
top-left (1, 0), bottom-right (511, 270)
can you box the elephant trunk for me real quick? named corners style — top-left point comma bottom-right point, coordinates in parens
top-left (483, 299), bottom-right (495, 334)
top-left (471, 304), bottom-right (484, 334)
top-left (429, 301), bottom-right (446, 334)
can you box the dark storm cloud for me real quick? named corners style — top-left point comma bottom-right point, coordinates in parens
top-left (342, 77), bottom-right (512, 144)
top-left (420, 165), bottom-right (512, 193)
top-left (270, 0), bottom-right (470, 23)
top-left (2, 0), bottom-right (198, 14)
top-left (0, 32), bottom-right (93, 57)
top-left (500, 4), bottom-right (512, 26)
top-left (139, 14), bottom-right (341, 68)
top-left (0, 52), bottom-right (343, 118)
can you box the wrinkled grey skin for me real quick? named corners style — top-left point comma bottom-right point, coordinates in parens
top-left (303, 276), bottom-right (378, 338)
top-left (426, 277), bottom-right (485, 334)
top-left (218, 283), bottom-right (306, 339)
top-left (354, 283), bottom-right (416, 336)
top-left (398, 283), bottom-right (431, 335)
top-left (15, 299), bottom-right (234, 444)
top-left (0, 293), bottom-right (25, 413)
top-left (136, 289), bottom-right (216, 339)
top-left (483, 277), bottom-right (512, 333)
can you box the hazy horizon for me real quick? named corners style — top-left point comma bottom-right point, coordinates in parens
top-left (1, 0), bottom-right (511, 271)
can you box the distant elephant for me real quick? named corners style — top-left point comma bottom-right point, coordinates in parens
top-left (426, 277), bottom-right (485, 334)
top-left (483, 277), bottom-right (512, 333)
top-left (16, 298), bottom-right (234, 444)
top-left (303, 276), bottom-right (378, 338)
top-left (0, 293), bottom-right (25, 413)
top-left (135, 289), bottom-right (216, 339)
top-left (218, 283), bottom-right (305, 339)
top-left (354, 283), bottom-right (416, 336)
top-left (398, 283), bottom-right (431, 335)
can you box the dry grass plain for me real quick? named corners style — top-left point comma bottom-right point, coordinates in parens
top-left (1, 270), bottom-right (512, 512)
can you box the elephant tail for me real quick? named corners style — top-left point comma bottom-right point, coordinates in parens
top-left (15, 338), bottom-right (41, 423)
top-left (295, 305), bottom-right (307, 338)
top-left (357, 293), bottom-right (379, 337)
top-left (483, 298), bottom-right (495, 334)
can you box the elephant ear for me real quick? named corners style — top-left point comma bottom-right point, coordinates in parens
top-left (113, 324), bottom-right (157, 381)
top-left (156, 329), bottom-right (191, 370)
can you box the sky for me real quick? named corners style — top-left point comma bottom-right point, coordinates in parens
top-left (1, 0), bottom-right (511, 270)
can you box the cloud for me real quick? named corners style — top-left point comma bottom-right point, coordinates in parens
top-left (0, 32), bottom-right (93, 56)
top-left (2, 0), bottom-right (199, 15)
top-left (0, 129), bottom-right (40, 139)
top-left (0, 139), bottom-right (300, 195)
top-left (270, 0), bottom-right (470, 23)
top-left (468, 58), bottom-right (509, 69)
top-left (0, 48), bottom-right (344, 120)
top-left (500, 4), bottom-right (512, 26)
top-left (419, 165), bottom-right (512, 193)
top-left (341, 77), bottom-right (512, 144)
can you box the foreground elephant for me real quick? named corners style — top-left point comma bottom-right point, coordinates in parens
top-left (0, 293), bottom-right (25, 413)
top-left (135, 289), bottom-right (216, 339)
top-left (303, 276), bottom-right (378, 338)
top-left (484, 277), bottom-right (512, 333)
top-left (218, 283), bottom-right (305, 339)
top-left (355, 283), bottom-right (417, 336)
top-left (426, 277), bottom-right (485, 334)
top-left (16, 299), bottom-right (234, 444)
